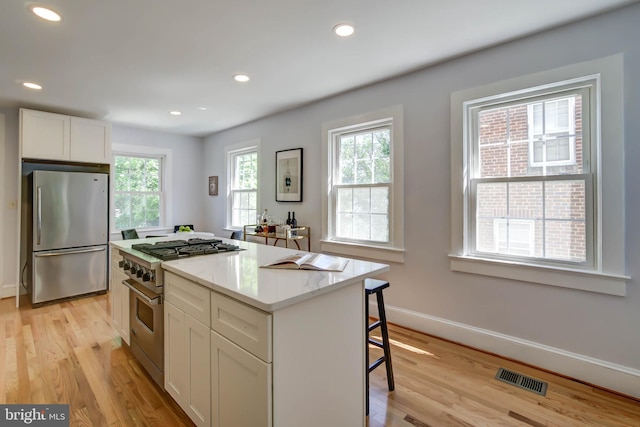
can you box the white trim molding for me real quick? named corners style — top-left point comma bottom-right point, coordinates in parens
top-left (378, 302), bottom-right (640, 399)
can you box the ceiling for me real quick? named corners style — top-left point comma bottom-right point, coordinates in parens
top-left (1, 0), bottom-right (637, 137)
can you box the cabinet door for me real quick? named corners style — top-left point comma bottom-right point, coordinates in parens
top-left (211, 330), bottom-right (272, 427)
top-left (185, 315), bottom-right (211, 427)
top-left (21, 109), bottom-right (70, 160)
top-left (164, 302), bottom-right (187, 403)
top-left (110, 268), bottom-right (130, 344)
top-left (70, 117), bottom-right (111, 164)
top-left (118, 279), bottom-right (130, 345)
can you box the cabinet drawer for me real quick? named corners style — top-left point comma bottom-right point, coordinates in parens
top-left (211, 292), bottom-right (272, 363)
top-left (165, 271), bottom-right (211, 327)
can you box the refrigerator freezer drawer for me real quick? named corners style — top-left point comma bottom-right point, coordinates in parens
top-left (32, 245), bottom-right (108, 304)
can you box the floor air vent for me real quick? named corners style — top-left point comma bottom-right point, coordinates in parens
top-left (495, 368), bottom-right (548, 396)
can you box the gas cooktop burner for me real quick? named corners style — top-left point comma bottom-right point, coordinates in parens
top-left (131, 238), bottom-right (241, 261)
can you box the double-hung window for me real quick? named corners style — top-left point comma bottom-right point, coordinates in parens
top-left (112, 153), bottom-right (164, 230)
top-left (450, 55), bottom-right (627, 295)
top-left (227, 142), bottom-right (259, 229)
top-left (471, 87), bottom-right (590, 264)
top-left (322, 106), bottom-right (405, 263)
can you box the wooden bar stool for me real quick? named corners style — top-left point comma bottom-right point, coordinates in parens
top-left (365, 278), bottom-right (395, 416)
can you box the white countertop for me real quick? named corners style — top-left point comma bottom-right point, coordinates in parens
top-left (110, 234), bottom-right (390, 312)
top-left (162, 240), bottom-right (389, 312)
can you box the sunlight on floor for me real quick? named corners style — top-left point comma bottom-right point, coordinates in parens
top-left (370, 334), bottom-right (435, 357)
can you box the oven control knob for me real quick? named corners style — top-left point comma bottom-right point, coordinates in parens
top-left (137, 267), bottom-right (144, 278)
top-left (123, 262), bottom-right (131, 271)
top-left (118, 260), bottom-right (124, 268)
top-left (130, 264), bottom-right (138, 275)
top-left (142, 271), bottom-right (151, 282)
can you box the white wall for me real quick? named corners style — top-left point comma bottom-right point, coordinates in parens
top-left (202, 4), bottom-right (640, 397)
top-left (0, 108), bottom-right (19, 297)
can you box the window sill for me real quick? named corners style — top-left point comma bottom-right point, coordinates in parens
top-left (449, 254), bottom-right (629, 296)
top-left (320, 240), bottom-right (405, 263)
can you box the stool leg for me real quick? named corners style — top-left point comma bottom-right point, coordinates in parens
top-left (365, 291), bottom-right (370, 416)
top-left (376, 291), bottom-right (394, 391)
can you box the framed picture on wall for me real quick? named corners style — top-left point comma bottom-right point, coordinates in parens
top-left (276, 148), bottom-right (303, 202)
top-left (209, 176), bottom-right (218, 196)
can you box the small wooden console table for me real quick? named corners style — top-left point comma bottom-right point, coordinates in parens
top-left (243, 225), bottom-right (311, 252)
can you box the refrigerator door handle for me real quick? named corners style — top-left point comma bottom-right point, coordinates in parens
top-left (34, 247), bottom-right (107, 257)
top-left (36, 186), bottom-right (42, 245)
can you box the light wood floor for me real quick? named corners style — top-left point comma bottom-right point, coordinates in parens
top-left (1, 293), bottom-right (639, 426)
top-left (0, 293), bottom-right (193, 426)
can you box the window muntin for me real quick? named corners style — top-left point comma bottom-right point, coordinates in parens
top-left (113, 154), bottom-right (163, 230)
top-left (333, 126), bottom-right (391, 243)
top-left (229, 149), bottom-right (257, 228)
top-left (469, 85), bottom-right (592, 266)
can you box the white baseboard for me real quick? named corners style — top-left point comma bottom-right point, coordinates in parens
top-left (376, 302), bottom-right (640, 399)
top-left (1, 283), bottom-right (17, 299)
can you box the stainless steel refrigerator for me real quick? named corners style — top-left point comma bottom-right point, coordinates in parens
top-left (29, 170), bottom-right (109, 305)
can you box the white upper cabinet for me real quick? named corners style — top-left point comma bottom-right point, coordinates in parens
top-left (70, 116), bottom-right (111, 163)
top-left (20, 108), bottom-right (111, 164)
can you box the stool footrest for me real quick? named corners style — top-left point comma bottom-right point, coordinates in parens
top-left (368, 339), bottom-right (384, 349)
top-left (368, 320), bottom-right (381, 332)
top-left (368, 357), bottom-right (386, 372)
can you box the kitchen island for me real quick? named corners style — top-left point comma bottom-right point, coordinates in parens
top-left (110, 236), bottom-right (389, 427)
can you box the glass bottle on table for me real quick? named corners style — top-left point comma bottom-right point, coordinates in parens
top-left (286, 211), bottom-right (292, 226)
top-left (291, 212), bottom-right (297, 228)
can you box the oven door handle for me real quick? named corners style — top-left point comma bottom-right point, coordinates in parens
top-left (122, 279), bottom-right (161, 305)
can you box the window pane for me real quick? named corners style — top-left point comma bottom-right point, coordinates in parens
top-left (355, 160), bottom-right (372, 184)
top-left (371, 187), bottom-right (388, 214)
top-left (145, 194), bottom-right (160, 226)
top-left (336, 213), bottom-right (353, 238)
top-left (509, 182), bottom-right (542, 219)
top-left (545, 221), bottom-right (585, 262)
top-left (114, 193), bottom-right (131, 229)
top-left (371, 214), bottom-right (389, 242)
top-left (338, 136), bottom-right (355, 184)
top-left (352, 214), bottom-right (371, 240)
top-left (337, 188), bottom-right (353, 212)
top-left (353, 188), bottom-right (370, 213)
top-left (355, 133), bottom-right (372, 161)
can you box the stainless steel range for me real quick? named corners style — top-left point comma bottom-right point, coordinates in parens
top-left (116, 238), bottom-right (241, 387)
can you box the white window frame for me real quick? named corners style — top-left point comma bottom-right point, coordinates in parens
top-left (450, 55), bottom-right (628, 296)
top-left (111, 144), bottom-right (172, 234)
top-left (321, 106), bottom-right (405, 263)
top-left (226, 139), bottom-right (260, 231)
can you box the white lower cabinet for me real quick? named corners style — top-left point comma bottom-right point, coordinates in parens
top-left (164, 301), bottom-right (211, 427)
top-left (211, 330), bottom-right (272, 427)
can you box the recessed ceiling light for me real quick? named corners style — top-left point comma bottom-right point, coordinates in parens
top-left (198, 107), bottom-right (207, 111)
top-left (169, 110), bottom-right (182, 116)
top-left (333, 24), bottom-right (355, 37)
top-left (22, 81), bottom-right (43, 90)
top-left (233, 74), bottom-right (250, 83)
top-left (29, 5), bottom-right (62, 22)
